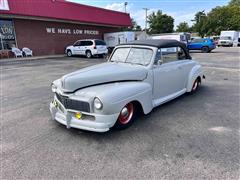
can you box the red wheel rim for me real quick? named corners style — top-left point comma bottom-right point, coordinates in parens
top-left (118, 103), bottom-right (134, 125)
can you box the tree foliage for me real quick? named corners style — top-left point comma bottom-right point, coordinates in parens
top-left (176, 22), bottom-right (191, 32)
top-left (229, 0), bottom-right (240, 6)
top-left (192, 1), bottom-right (240, 36)
top-left (148, 10), bottom-right (174, 34)
top-left (191, 11), bottom-right (207, 37)
top-left (204, 5), bottom-right (240, 35)
top-left (122, 18), bottom-right (142, 31)
top-left (131, 18), bottom-right (142, 31)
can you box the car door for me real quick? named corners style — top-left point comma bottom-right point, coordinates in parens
top-left (188, 39), bottom-right (202, 50)
top-left (153, 47), bottom-right (187, 102)
top-left (80, 41), bottom-right (93, 55)
top-left (176, 47), bottom-right (196, 88)
top-left (78, 41), bottom-right (87, 55)
top-left (72, 41), bottom-right (82, 55)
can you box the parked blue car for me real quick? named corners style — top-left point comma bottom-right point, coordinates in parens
top-left (187, 38), bottom-right (216, 53)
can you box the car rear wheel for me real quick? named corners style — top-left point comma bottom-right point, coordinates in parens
top-left (189, 78), bottom-right (201, 94)
top-left (114, 102), bottom-right (136, 130)
top-left (67, 50), bottom-right (72, 57)
top-left (201, 46), bottom-right (209, 53)
top-left (86, 51), bottom-right (92, 58)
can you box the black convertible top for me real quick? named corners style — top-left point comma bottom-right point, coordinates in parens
top-left (119, 39), bottom-right (191, 59)
top-left (122, 39), bottom-right (185, 48)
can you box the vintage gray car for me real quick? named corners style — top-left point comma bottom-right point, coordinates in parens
top-left (50, 39), bottom-right (204, 132)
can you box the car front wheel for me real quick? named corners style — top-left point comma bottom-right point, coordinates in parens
top-left (201, 46), bottom-right (209, 53)
top-left (114, 103), bottom-right (136, 130)
top-left (67, 50), bottom-right (72, 57)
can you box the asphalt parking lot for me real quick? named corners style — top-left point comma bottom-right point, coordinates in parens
top-left (1, 47), bottom-right (240, 179)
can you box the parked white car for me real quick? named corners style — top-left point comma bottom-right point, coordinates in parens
top-left (50, 39), bottom-right (205, 132)
top-left (65, 39), bottom-right (108, 58)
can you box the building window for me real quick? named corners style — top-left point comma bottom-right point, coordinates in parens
top-left (0, 19), bottom-right (16, 50)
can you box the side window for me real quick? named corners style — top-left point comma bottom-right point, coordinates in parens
top-left (79, 41), bottom-right (85, 46)
top-left (85, 41), bottom-right (93, 46)
top-left (161, 47), bottom-right (178, 63)
top-left (95, 40), bottom-right (106, 45)
top-left (74, 41), bottom-right (81, 46)
top-left (192, 39), bottom-right (204, 43)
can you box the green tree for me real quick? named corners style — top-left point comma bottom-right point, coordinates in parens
top-left (192, 11), bottom-right (207, 37)
top-left (229, 0), bottom-right (240, 6)
top-left (131, 18), bottom-right (142, 31)
top-left (176, 22), bottom-right (190, 32)
top-left (122, 18), bottom-right (142, 31)
top-left (204, 5), bottom-right (240, 35)
top-left (191, 1), bottom-right (240, 36)
top-left (148, 10), bottom-right (174, 34)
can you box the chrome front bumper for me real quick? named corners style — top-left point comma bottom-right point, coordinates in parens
top-left (49, 99), bottom-right (119, 132)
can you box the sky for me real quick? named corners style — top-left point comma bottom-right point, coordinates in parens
top-left (67, 0), bottom-right (230, 29)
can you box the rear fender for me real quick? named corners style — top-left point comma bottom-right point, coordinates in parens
top-left (187, 64), bottom-right (203, 92)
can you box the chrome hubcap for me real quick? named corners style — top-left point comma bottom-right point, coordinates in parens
top-left (121, 107), bottom-right (129, 118)
top-left (192, 81), bottom-right (198, 91)
top-left (118, 103), bottom-right (134, 125)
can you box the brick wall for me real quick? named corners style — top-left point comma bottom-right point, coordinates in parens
top-left (14, 19), bottom-right (119, 56)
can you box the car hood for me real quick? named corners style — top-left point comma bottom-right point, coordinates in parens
top-left (66, 45), bottom-right (73, 49)
top-left (60, 62), bottom-right (148, 92)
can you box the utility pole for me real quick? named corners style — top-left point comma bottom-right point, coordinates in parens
top-left (143, 8), bottom-right (149, 39)
top-left (124, 2), bottom-right (128, 13)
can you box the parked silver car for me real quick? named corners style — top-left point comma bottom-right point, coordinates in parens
top-left (50, 39), bottom-right (204, 132)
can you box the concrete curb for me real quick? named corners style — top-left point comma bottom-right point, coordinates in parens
top-left (0, 54), bottom-right (66, 63)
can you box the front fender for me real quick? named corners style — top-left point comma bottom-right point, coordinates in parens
top-left (187, 64), bottom-right (203, 92)
top-left (100, 82), bottom-right (153, 115)
top-left (75, 82), bottom-right (153, 115)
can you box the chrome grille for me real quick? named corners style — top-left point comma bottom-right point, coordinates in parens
top-left (55, 93), bottom-right (90, 112)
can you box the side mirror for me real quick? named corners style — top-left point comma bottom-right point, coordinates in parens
top-left (157, 60), bottom-right (163, 65)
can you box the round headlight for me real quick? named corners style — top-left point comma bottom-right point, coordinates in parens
top-left (94, 97), bottom-right (103, 110)
top-left (51, 83), bottom-right (57, 93)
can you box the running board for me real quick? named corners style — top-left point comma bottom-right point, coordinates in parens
top-left (153, 89), bottom-right (187, 107)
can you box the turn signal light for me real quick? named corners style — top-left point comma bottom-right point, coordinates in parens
top-left (75, 112), bottom-right (82, 119)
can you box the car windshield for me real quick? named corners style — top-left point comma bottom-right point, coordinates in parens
top-left (110, 47), bottom-right (153, 66)
top-left (220, 36), bottom-right (232, 40)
